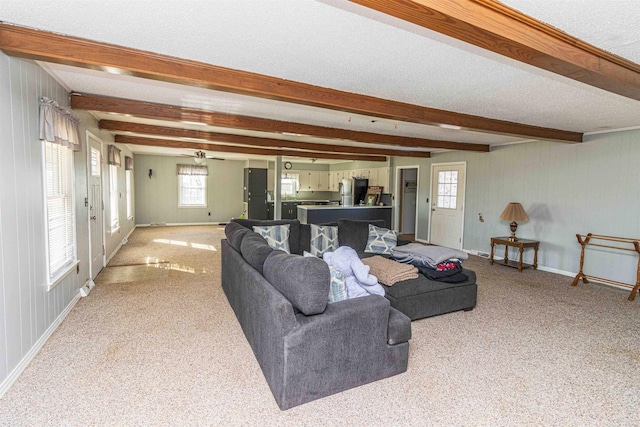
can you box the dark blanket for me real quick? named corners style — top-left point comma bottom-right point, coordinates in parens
top-left (416, 261), bottom-right (468, 283)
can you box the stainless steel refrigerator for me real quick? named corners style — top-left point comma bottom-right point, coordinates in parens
top-left (340, 178), bottom-right (368, 206)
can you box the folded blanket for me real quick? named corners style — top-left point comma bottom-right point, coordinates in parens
top-left (392, 243), bottom-right (468, 268)
top-left (362, 256), bottom-right (418, 286)
top-left (417, 265), bottom-right (468, 283)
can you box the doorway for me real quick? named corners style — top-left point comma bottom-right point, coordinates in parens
top-left (429, 162), bottom-right (466, 249)
top-left (87, 132), bottom-right (105, 281)
top-left (394, 166), bottom-right (419, 240)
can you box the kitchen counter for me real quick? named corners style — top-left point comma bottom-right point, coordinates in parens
top-left (297, 205), bottom-right (391, 209)
top-left (297, 205), bottom-right (392, 228)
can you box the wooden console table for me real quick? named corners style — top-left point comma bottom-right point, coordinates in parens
top-left (571, 233), bottom-right (640, 301)
top-left (490, 237), bottom-right (539, 272)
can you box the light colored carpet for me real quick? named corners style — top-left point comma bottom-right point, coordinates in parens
top-left (1, 225), bottom-right (639, 426)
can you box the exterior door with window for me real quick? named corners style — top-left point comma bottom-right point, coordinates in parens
top-left (87, 134), bottom-right (104, 280)
top-left (430, 163), bottom-right (466, 249)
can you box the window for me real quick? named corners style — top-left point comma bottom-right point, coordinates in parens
top-left (110, 164), bottom-right (119, 232)
top-left (44, 141), bottom-right (76, 281)
top-left (281, 173), bottom-right (299, 198)
top-left (179, 175), bottom-right (207, 206)
top-left (90, 147), bottom-right (100, 177)
top-left (436, 170), bottom-right (458, 209)
top-left (126, 169), bottom-right (133, 219)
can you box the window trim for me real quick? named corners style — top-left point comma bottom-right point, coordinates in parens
top-left (178, 174), bottom-right (207, 208)
top-left (42, 141), bottom-right (78, 291)
top-left (125, 169), bottom-right (133, 220)
top-left (109, 164), bottom-right (120, 234)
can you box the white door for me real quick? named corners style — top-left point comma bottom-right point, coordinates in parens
top-left (430, 163), bottom-right (466, 249)
top-left (87, 133), bottom-right (104, 280)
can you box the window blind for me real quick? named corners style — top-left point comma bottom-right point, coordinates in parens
top-left (177, 164), bottom-right (208, 176)
top-left (45, 141), bottom-right (75, 278)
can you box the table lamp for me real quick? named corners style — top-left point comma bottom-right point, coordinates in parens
top-left (499, 202), bottom-right (529, 242)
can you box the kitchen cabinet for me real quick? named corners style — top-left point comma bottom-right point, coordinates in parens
top-left (244, 168), bottom-right (268, 220)
top-left (309, 171), bottom-right (330, 191)
top-left (298, 171), bottom-right (311, 191)
top-left (281, 202), bottom-right (300, 219)
top-left (329, 170), bottom-right (343, 191)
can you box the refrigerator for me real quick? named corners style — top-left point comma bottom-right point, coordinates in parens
top-left (340, 178), bottom-right (369, 206)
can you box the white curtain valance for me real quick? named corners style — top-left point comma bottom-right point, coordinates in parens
top-left (39, 97), bottom-right (81, 151)
top-left (108, 145), bottom-right (121, 166)
top-left (177, 164), bottom-right (208, 176)
top-left (125, 156), bottom-right (134, 170)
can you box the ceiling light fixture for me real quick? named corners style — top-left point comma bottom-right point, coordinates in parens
top-left (194, 150), bottom-right (207, 164)
top-left (438, 124), bottom-right (462, 130)
top-left (180, 120), bottom-right (208, 126)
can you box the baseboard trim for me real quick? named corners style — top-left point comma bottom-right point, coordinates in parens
top-left (106, 226), bottom-right (137, 265)
top-left (464, 249), bottom-right (631, 292)
top-left (0, 292), bottom-right (81, 399)
top-left (136, 222), bottom-right (226, 227)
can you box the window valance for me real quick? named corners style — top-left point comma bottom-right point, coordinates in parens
top-left (39, 97), bottom-right (81, 151)
top-left (125, 156), bottom-right (134, 170)
top-left (108, 145), bottom-right (121, 166)
top-left (177, 164), bottom-right (208, 176)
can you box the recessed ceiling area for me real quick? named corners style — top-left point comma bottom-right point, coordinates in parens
top-left (2, 0), bottom-right (640, 163)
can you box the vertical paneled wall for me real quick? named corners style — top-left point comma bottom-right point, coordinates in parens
top-left (0, 54), bottom-right (87, 385)
top-left (134, 154), bottom-right (245, 225)
top-left (393, 130), bottom-right (640, 285)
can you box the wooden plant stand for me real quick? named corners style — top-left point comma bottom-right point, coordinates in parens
top-left (571, 233), bottom-right (640, 301)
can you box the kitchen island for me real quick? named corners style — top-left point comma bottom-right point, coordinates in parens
top-left (297, 205), bottom-right (393, 228)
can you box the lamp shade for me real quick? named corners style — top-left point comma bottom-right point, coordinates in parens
top-left (499, 202), bottom-right (529, 222)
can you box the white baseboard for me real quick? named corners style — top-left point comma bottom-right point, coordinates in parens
top-left (106, 226), bottom-right (137, 265)
top-left (464, 249), bottom-right (631, 292)
top-left (0, 292), bottom-right (81, 399)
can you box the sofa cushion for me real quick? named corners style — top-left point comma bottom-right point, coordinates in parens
top-left (310, 224), bottom-right (339, 257)
top-left (225, 222), bottom-right (250, 252)
top-left (240, 231), bottom-right (274, 275)
top-left (263, 250), bottom-right (330, 315)
top-left (233, 219), bottom-right (301, 254)
top-left (364, 224), bottom-right (398, 255)
top-left (338, 219), bottom-right (386, 252)
top-left (253, 224), bottom-right (291, 253)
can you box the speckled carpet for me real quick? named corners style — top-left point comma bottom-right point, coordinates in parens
top-left (1, 225), bottom-right (639, 426)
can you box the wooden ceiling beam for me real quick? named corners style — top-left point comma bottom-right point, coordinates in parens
top-left (114, 135), bottom-right (388, 162)
top-left (350, 0), bottom-right (640, 102)
top-left (0, 23), bottom-right (581, 142)
top-left (77, 94), bottom-right (484, 152)
top-left (100, 120), bottom-right (430, 158)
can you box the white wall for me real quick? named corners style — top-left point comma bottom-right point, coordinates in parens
top-left (134, 154), bottom-right (245, 225)
top-left (393, 131), bottom-right (640, 285)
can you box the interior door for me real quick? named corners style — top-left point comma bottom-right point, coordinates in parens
top-left (87, 133), bottom-right (104, 280)
top-left (430, 163), bottom-right (466, 249)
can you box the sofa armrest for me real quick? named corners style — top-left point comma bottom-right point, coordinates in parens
top-left (387, 307), bottom-right (411, 345)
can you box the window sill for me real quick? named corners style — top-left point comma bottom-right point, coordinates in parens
top-left (178, 205), bottom-right (207, 209)
top-left (111, 226), bottom-right (121, 235)
top-left (47, 260), bottom-right (80, 292)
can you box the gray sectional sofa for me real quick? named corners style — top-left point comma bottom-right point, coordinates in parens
top-left (221, 219), bottom-right (411, 410)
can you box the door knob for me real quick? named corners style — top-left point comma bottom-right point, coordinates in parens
top-left (90, 215), bottom-right (96, 220)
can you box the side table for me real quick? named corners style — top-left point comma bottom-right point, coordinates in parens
top-left (490, 237), bottom-right (539, 272)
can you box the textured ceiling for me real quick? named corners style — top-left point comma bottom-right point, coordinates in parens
top-left (1, 0), bottom-right (639, 162)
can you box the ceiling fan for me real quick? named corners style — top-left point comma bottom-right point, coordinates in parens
top-left (181, 150), bottom-right (224, 164)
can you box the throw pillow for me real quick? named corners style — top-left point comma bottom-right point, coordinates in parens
top-left (328, 265), bottom-right (348, 303)
top-left (310, 224), bottom-right (338, 257)
top-left (365, 224), bottom-right (398, 254)
top-left (253, 224), bottom-right (291, 254)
